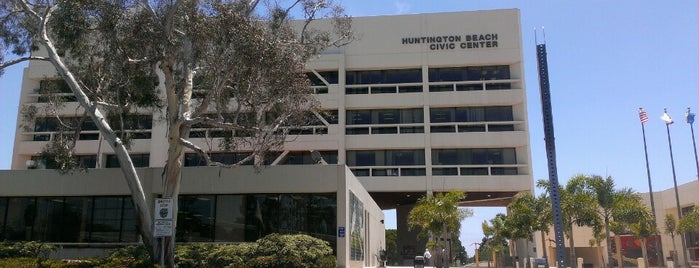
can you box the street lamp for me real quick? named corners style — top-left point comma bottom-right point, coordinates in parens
top-left (686, 107), bottom-right (699, 182)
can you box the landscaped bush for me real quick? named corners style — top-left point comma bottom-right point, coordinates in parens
top-left (246, 233), bottom-right (335, 268)
top-left (176, 234), bottom-right (335, 268)
top-left (1, 234), bottom-right (335, 268)
top-left (92, 245), bottom-right (157, 268)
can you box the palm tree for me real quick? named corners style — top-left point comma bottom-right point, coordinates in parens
top-left (664, 214), bottom-right (681, 265)
top-left (483, 213), bottom-right (511, 268)
top-left (538, 176), bottom-right (599, 268)
top-left (584, 175), bottom-right (640, 268)
top-left (408, 190), bottom-right (473, 265)
top-left (617, 199), bottom-right (656, 268)
top-left (506, 192), bottom-right (552, 268)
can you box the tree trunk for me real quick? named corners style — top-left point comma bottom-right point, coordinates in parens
top-left (569, 229), bottom-right (577, 268)
top-left (597, 240), bottom-right (605, 268)
top-left (640, 238), bottom-right (648, 268)
top-left (605, 218), bottom-right (612, 268)
top-left (37, 26), bottom-right (155, 258)
top-left (540, 232), bottom-right (549, 268)
top-left (159, 52), bottom-right (191, 267)
top-left (614, 235), bottom-right (623, 268)
top-left (670, 235), bottom-right (678, 265)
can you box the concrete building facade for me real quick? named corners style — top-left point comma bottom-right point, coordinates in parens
top-left (3, 9), bottom-right (534, 266)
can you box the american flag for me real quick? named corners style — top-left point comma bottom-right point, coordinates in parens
top-left (638, 108), bottom-right (649, 124)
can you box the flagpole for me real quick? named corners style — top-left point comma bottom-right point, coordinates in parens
top-left (662, 108), bottom-right (689, 268)
top-left (638, 108), bottom-right (662, 267)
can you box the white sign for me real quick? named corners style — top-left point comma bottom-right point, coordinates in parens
top-left (154, 198), bottom-right (174, 220)
top-left (154, 219), bottom-right (173, 237)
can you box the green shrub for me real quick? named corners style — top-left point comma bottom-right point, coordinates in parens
top-left (174, 243), bottom-right (214, 268)
top-left (247, 234), bottom-right (335, 268)
top-left (0, 257), bottom-right (94, 268)
top-left (0, 241), bottom-right (56, 259)
top-left (205, 243), bottom-right (254, 268)
top-left (93, 245), bottom-right (156, 268)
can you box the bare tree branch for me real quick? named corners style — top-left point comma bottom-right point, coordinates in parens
top-left (0, 56), bottom-right (49, 70)
top-left (179, 137), bottom-right (254, 167)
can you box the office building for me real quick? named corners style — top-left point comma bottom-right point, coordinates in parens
top-left (2, 8), bottom-right (533, 267)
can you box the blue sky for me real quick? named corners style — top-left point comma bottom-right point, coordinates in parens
top-left (1, 0), bottom-right (697, 257)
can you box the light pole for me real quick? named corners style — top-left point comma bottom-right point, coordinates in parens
top-left (686, 107), bottom-right (699, 182)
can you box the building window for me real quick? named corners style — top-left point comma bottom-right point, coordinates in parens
top-left (184, 152), bottom-right (254, 166)
top-left (347, 149), bottom-right (425, 166)
top-left (31, 154), bottom-right (97, 169)
top-left (110, 114), bottom-right (153, 139)
top-left (0, 196), bottom-right (137, 243)
top-left (428, 65), bottom-right (510, 82)
top-left (32, 117), bottom-right (99, 141)
top-left (174, 194), bottom-right (336, 248)
top-left (36, 80), bottom-right (76, 103)
top-left (428, 65), bottom-right (511, 92)
top-left (346, 68), bottom-right (422, 94)
top-left (105, 154), bottom-right (150, 168)
top-left (177, 195), bottom-right (215, 242)
top-left (279, 151), bottom-right (338, 165)
top-left (432, 148), bottom-right (516, 165)
top-left (346, 108), bottom-right (424, 135)
top-left (429, 106), bottom-right (514, 133)
top-left (430, 106), bottom-right (513, 123)
top-left (347, 109), bottom-right (423, 125)
top-left (346, 68), bottom-right (421, 85)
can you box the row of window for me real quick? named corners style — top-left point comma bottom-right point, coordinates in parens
top-left (0, 196), bottom-right (138, 243)
top-left (316, 65), bottom-right (511, 86)
top-left (32, 115), bottom-right (153, 141)
top-left (346, 106), bottom-right (513, 125)
top-left (28, 148), bottom-right (515, 170)
top-left (29, 151), bottom-right (340, 169)
top-left (30, 66), bottom-right (513, 103)
top-left (0, 194), bottom-right (337, 246)
top-left (345, 148), bottom-right (516, 166)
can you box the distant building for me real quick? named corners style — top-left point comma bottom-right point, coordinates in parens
top-left (539, 180), bottom-right (698, 268)
top-left (2, 8), bottom-right (533, 267)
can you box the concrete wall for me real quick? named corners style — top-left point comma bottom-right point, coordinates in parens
top-left (0, 165), bottom-right (384, 268)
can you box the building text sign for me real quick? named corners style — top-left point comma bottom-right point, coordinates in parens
top-left (401, 33), bottom-right (499, 50)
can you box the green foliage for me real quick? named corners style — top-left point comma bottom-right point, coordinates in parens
top-left (93, 245), bottom-right (156, 268)
top-left (248, 233), bottom-right (335, 268)
top-left (0, 241), bottom-right (56, 259)
top-left (384, 229), bottom-right (401, 265)
top-left (407, 191), bottom-right (472, 248)
top-left (174, 234), bottom-right (335, 268)
top-left (678, 206), bottom-right (699, 233)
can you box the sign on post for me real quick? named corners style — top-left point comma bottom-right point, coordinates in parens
top-left (154, 198), bottom-right (173, 237)
top-left (154, 220), bottom-right (173, 237)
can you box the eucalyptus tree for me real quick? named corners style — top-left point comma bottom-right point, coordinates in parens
top-left (537, 175), bottom-right (600, 267)
top-left (408, 191), bottom-right (473, 254)
top-left (0, 0), bottom-right (352, 266)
